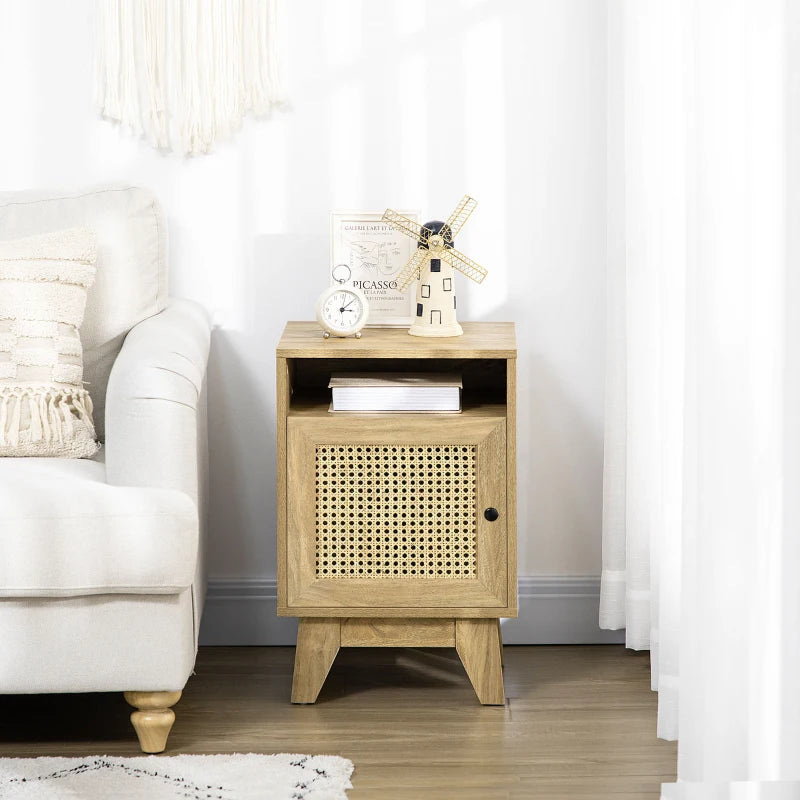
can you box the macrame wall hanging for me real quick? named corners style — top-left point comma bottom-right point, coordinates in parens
top-left (95, 0), bottom-right (286, 155)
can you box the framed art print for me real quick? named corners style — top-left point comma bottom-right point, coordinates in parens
top-left (330, 210), bottom-right (420, 327)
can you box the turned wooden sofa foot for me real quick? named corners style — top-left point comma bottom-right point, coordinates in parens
top-left (124, 690), bottom-right (182, 753)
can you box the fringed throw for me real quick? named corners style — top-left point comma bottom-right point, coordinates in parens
top-left (95, 0), bottom-right (286, 155)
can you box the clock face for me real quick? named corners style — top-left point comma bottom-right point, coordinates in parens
top-left (318, 289), bottom-right (367, 334)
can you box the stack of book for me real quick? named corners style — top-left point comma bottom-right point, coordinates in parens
top-left (328, 373), bottom-right (462, 413)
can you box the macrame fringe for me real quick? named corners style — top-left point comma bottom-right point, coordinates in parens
top-left (96, 0), bottom-right (286, 155)
top-left (95, 0), bottom-right (121, 119)
top-left (0, 388), bottom-right (95, 448)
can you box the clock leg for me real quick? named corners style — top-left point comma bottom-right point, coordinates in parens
top-left (355, 331), bottom-right (362, 339)
top-left (323, 331), bottom-right (330, 339)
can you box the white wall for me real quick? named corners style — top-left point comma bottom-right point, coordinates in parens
top-left (0, 0), bottom-right (606, 609)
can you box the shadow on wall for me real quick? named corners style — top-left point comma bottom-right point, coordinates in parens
top-left (476, 300), bottom-right (604, 575)
top-left (201, 0), bottom-right (606, 589)
top-left (521, 347), bottom-right (604, 573)
top-left (206, 330), bottom-right (276, 575)
top-left (206, 232), bottom-right (328, 578)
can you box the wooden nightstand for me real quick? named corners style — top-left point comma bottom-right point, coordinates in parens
top-left (276, 321), bottom-right (517, 704)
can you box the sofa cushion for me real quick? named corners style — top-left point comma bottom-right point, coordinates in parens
top-left (0, 228), bottom-right (99, 458)
top-left (0, 186), bottom-right (168, 440)
top-left (0, 457), bottom-right (197, 597)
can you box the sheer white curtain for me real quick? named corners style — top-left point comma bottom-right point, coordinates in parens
top-left (601, 0), bottom-right (800, 794)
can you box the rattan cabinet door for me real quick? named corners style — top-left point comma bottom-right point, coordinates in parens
top-left (285, 413), bottom-right (507, 613)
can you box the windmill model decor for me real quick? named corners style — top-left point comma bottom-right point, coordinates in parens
top-left (382, 195), bottom-right (487, 337)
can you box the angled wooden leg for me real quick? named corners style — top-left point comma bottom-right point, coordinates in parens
top-left (456, 619), bottom-right (505, 705)
top-left (291, 618), bottom-right (341, 703)
top-left (496, 618), bottom-right (504, 667)
top-left (124, 691), bottom-right (182, 753)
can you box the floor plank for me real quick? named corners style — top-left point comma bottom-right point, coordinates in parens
top-left (0, 645), bottom-right (676, 799)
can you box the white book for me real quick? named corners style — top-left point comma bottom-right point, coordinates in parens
top-left (328, 373), bottom-right (462, 412)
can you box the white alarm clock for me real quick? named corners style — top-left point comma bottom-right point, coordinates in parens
top-left (316, 264), bottom-right (370, 338)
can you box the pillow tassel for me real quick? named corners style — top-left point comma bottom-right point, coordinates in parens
top-left (48, 394), bottom-right (63, 444)
top-left (60, 399), bottom-right (74, 438)
top-left (0, 394), bottom-right (7, 446)
top-left (73, 391), bottom-right (97, 439)
top-left (28, 395), bottom-right (43, 443)
top-left (39, 394), bottom-right (51, 442)
top-left (8, 395), bottom-right (22, 447)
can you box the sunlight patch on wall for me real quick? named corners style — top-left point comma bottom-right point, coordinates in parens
top-left (190, 152), bottom-right (247, 331)
top-left (394, 0), bottom-right (425, 37)
top-left (247, 118), bottom-right (290, 236)
top-left (462, 15), bottom-right (506, 314)
top-left (328, 82), bottom-right (365, 206)
top-left (325, 0), bottom-right (363, 67)
top-left (0, 5), bottom-right (38, 184)
top-left (396, 52), bottom-right (428, 204)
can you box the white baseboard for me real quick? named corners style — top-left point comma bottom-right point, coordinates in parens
top-left (199, 576), bottom-right (625, 646)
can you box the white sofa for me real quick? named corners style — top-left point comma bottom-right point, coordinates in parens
top-left (0, 186), bottom-right (210, 753)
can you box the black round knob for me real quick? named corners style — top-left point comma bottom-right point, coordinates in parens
top-left (484, 507), bottom-right (499, 522)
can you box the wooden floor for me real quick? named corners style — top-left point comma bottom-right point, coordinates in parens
top-left (0, 645), bottom-right (676, 799)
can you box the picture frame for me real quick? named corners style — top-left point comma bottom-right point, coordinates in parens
top-left (330, 210), bottom-right (421, 328)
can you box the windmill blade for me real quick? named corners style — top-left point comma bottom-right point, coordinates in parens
top-left (441, 247), bottom-right (488, 284)
top-left (395, 246), bottom-right (430, 290)
top-left (442, 195), bottom-right (477, 244)
top-left (382, 209), bottom-right (433, 243)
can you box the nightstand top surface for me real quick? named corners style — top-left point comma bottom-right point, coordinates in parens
top-left (277, 321), bottom-right (516, 359)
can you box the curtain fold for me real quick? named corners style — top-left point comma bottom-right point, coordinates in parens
top-left (602, 0), bottom-right (685, 740)
top-left (602, 0), bottom-right (800, 792)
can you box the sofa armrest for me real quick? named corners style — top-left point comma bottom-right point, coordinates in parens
top-left (104, 299), bottom-right (211, 504)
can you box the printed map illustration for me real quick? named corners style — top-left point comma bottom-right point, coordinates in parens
top-left (331, 212), bottom-right (421, 325)
top-left (344, 238), bottom-right (403, 277)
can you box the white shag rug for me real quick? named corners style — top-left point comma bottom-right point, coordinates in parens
top-left (0, 753), bottom-right (353, 799)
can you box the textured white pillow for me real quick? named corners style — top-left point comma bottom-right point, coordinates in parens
top-left (0, 228), bottom-right (99, 457)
